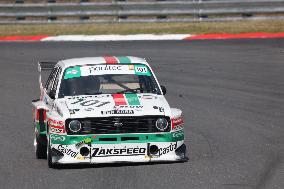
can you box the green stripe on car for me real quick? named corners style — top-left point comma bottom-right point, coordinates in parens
top-left (125, 93), bottom-right (140, 105)
top-left (50, 132), bottom-right (184, 145)
top-left (116, 56), bottom-right (131, 64)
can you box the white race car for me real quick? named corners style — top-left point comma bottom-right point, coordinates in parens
top-left (32, 56), bottom-right (187, 168)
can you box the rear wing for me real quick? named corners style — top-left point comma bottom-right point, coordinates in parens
top-left (38, 61), bottom-right (57, 90)
top-left (38, 61), bottom-right (57, 72)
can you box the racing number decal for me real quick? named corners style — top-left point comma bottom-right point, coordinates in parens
top-left (134, 65), bottom-right (151, 76)
top-left (71, 98), bottom-right (110, 107)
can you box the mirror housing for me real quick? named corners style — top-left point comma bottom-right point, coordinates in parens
top-left (160, 85), bottom-right (167, 95)
top-left (49, 90), bottom-right (56, 99)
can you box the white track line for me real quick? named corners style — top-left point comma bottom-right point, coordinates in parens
top-left (41, 34), bottom-right (191, 41)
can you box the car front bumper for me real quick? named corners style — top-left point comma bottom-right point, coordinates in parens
top-left (49, 132), bottom-right (187, 164)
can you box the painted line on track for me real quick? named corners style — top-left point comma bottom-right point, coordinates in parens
top-left (41, 34), bottom-right (190, 41)
top-left (184, 32), bottom-right (284, 40)
top-left (0, 33), bottom-right (284, 41)
top-left (0, 35), bottom-right (49, 41)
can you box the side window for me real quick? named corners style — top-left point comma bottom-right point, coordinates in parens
top-left (45, 67), bottom-right (59, 95)
top-left (51, 67), bottom-right (62, 95)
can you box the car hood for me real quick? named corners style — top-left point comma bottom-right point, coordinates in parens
top-left (59, 94), bottom-right (171, 118)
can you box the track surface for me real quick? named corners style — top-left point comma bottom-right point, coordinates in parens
top-left (0, 39), bottom-right (283, 189)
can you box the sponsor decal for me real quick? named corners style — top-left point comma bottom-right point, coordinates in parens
top-left (48, 118), bottom-right (64, 126)
top-left (172, 130), bottom-right (184, 138)
top-left (88, 65), bottom-right (122, 73)
top-left (50, 127), bottom-right (65, 134)
top-left (157, 142), bottom-right (177, 156)
top-left (64, 66), bottom-right (81, 79)
top-left (80, 64), bottom-right (131, 76)
top-left (172, 117), bottom-right (184, 131)
top-left (134, 65), bottom-right (151, 76)
top-left (153, 106), bottom-right (165, 112)
top-left (101, 110), bottom-right (134, 115)
top-left (57, 144), bottom-right (79, 158)
top-left (112, 93), bottom-right (141, 106)
top-left (172, 124), bottom-right (184, 131)
top-left (48, 118), bottom-right (65, 134)
top-left (50, 134), bottom-right (66, 141)
top-left (84, 108), bottom-right (94, 111)
top-left (114, 122), bottom-right (123, 128)
top-left (114, 105), bottom-right (143, 109)
top-left (69, 108), bottom-right (80, 115)
top-left (92, 147), bottom-right (146, 157)
top-left (75, 137), bottom-right (92, 148)
top-left (70, 98), bottom-right (110, 107)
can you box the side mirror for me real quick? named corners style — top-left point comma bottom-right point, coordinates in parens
top-left (160, 85), bottom-right (167, 95)
top-left (49, 90), bottom-right (56, 99)
top-left (32, 99), bottom-right (39, 103)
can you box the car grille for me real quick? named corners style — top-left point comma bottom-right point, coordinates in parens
top-left (65, 116), bottom-right (171, 135)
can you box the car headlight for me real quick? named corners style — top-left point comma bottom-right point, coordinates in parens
top-left (69, 120), bottom-right (82, 133)
top-left (155, 118), bottom-right (169, 131)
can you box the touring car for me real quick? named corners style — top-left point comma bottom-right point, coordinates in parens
top-left (32, 56), bottom-right (187, 168)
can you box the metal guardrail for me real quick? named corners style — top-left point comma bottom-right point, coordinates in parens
top-left (0, 0), bottom-right (283, 24)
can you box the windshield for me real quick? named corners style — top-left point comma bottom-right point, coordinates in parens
top-left (58, 64), bottom-right (161, 98)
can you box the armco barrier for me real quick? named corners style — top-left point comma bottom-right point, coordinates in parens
top-left (0, 0), bottom-right (283, 24)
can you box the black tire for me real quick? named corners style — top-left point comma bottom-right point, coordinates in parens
top-left (47, 138), bottom-right (61, 169)
top-left (47, 143), bottom-right (53, 168)
top-left (46, 124), bottom-right (56, 168)
top-left (47, 139), bottom-right (57, 168)
top-left (34, 128), bottom-right (47, 159)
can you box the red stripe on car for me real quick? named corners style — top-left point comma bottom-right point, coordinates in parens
top-left (104, 56), bottom-right (118, 64)
top-left (112, 94), bottom-right (127, 105)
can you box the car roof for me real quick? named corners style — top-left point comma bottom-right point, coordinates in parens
top-left (57, 56), bottom-right (149, 69)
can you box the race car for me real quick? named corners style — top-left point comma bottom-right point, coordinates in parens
top-left (32, 56), bottom-right (187, 168)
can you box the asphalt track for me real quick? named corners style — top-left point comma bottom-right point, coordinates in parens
top-left (0, 39), bottom-right (283, 189)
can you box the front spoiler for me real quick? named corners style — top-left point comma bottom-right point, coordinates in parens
top-left (50, 141), bottom-right (187, 164)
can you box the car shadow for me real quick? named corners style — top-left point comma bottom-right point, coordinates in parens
top-left (53, 160), bottom-right (188, 170)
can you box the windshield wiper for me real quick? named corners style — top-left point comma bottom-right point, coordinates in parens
top-left (117, 87), bottom-right (143, 94)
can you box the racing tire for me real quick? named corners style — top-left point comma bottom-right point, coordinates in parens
top-left (34, 129), bottom-right (47, 159)
top-left (47, 140), bottom-right (57, 168)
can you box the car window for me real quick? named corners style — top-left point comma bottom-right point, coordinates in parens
top-left (46, 67), bottom-right (60, 96)
top-left (58, 64), bottom-right (161, 98)
top-left (52, 67), bottom-right (62, 96)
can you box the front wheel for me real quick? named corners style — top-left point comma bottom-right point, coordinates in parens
top-left (34, 128), bottom-right (47, 159)
top-left (47, 139), bottom-right (57, 168)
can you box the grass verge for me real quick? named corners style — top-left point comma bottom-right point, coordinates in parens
top-left (0, 20), bottom-right (284, 36)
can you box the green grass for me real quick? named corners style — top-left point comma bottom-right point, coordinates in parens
top-left (0, 20), bottom-right (284, 36)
